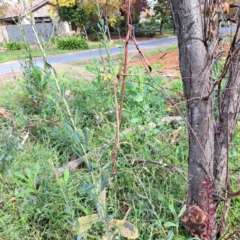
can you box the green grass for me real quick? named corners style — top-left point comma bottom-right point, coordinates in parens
top-left (0, 42), bottom-right (239, 240)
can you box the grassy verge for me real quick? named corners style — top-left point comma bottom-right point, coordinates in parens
top-left (0, 42), bottom-right (239, 239)
top-left (0, 40), bottom-right (123, 63)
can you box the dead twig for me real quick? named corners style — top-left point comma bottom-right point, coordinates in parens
top-left (130, 159), bottom-right (186, 178)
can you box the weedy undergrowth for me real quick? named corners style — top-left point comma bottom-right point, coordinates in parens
top-left (65, 3), bottom-right (138, 239)
top-left (18, 16), bottom-right (76, 127)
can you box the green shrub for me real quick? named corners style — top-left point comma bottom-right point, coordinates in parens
top-left (147, 31), bottom-right (156, 38)
top-left (134, 31), bottom-right (146, 37)
top-left (91, 33), bottom-right (100, 41)
top-left (56, 37), bottom-right (89, 50)
top-left (5, 41), bottom-right (23, 50)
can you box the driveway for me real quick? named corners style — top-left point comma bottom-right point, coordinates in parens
top-left (0, 26), bottom-right (236, 75)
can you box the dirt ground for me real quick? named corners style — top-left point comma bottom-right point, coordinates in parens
top-left (132, 44), bottom-right (230, 75)
top-left (132, 50), bottom-right (180, 74)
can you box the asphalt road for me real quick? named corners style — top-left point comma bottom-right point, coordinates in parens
top-left (0, 26), bottom-right (236, 75)
top-left (0, 37), bottom-right (177, 75)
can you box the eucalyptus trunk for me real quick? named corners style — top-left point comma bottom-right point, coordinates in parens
top-left (170, 0), bottom-right (240, 238)
top-left (170, 0), bottom-right (214, 207)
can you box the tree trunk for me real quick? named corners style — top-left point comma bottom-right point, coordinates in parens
top-left (214, 40), bottom-right (240, 188)
top-left (103, 15), bottom-right (111, 41)
top-left (159, 20), bottom-right (163, 35)
top-left (170, 0), bottom-right (240, 238)
top-left (170, 0), bottom-right (214, 208)
top-left (214, 40), bottom-right (240, 235)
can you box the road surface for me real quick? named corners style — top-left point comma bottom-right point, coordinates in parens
top-left (0, 26), bottom-right (236, 75)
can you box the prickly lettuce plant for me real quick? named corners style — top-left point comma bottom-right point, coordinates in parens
top-left (200, 178), bottom-right (216, 240)
top-left (181, 178), bottom-right (216, 239)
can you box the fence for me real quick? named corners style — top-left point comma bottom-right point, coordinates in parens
top-left (6, 22), bottom-right (54, 44)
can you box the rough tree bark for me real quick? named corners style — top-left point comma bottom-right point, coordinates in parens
top-left (170, 0), bottom-right (240, 238)
top-left (170, 0), bottom-right (215, 206)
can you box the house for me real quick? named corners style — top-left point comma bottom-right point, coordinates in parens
top-left (0, 0), bottom-right (70, 43)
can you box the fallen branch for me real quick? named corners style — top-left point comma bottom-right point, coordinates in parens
top-left (56, 145), bottom-right (107, 178)
top-left (35, 145), bottom-right (107, 187)
top-left (35, 127), bottom-right (135, 187)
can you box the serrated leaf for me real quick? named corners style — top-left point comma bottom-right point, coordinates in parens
top-left (72, 214), bottom-right (99, 234)
top-left (110, 219), bottom-right (138, 239)
top-left (164, 222), bottom-right (177, 228)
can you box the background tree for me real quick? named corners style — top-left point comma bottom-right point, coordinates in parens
top-left (82, 0), bottom-right (123, 40)
top-left (153, 0), bottom-right (172, 35)
top-left (58, 4), bottom-right (89, 31)
top-left (130, 0), bottom-right (148, 23)
top-left (118, 0), bottom-right (148, 35)
top-left (170, 0), bottom-right (240, 238)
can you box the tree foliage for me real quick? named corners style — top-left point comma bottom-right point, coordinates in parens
top-left (153, 0), bottom-right (172, 34)
top-left (82, 0), bottom-right (122, 27)
top-left (130, 0), bottom-right (148, 21)
top-left (58, 4), bottom-right (89, 29)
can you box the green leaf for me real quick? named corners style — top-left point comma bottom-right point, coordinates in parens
top-left (168, 230), bottom-right (174, 240)
top-left (101, 170), bottom-right (110, 192)
top-left (84, 127), bottom-right (88, 149)
top-left (63, 169), bottom-right (69, 185)
top-left (110, 219), bottom-right (138, 239)
top-left (168, 204), bottom-right (176, 215)
top-left (86, 65), bottom-right (97, 74)
top-left (79, 180), bottom-right (95, 194)
top-left (61, 84), bottom-right (66, 98)
top-left (177, 204), bottom-right (186, 219)
top-left (134, 94), bottom-right (143, 102)
top-left (62, 120), bottom-right (81, 144)
top-left (131, 118), bottom-right (140, 124)
top-left (137, 194), bottom-right (148, 200)
top-left (126, 81), bottom-right (136, 90)
top-left (72, 214), bottom-right (99, 234)
top-left (164, 222), bottom-right (177, 228)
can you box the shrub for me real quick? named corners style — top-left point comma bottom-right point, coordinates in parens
top-left (147, 31), bottom-right (156, 38)
top-left (6, 41), bottom-right (23, 50)
top-left (56, 37), bottom-right (89, 50)
top-left (134, 31), bottom-right (146, 37)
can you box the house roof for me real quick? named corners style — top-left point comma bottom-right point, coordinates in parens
top-left (0, 0), bottom-right (56, 21)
